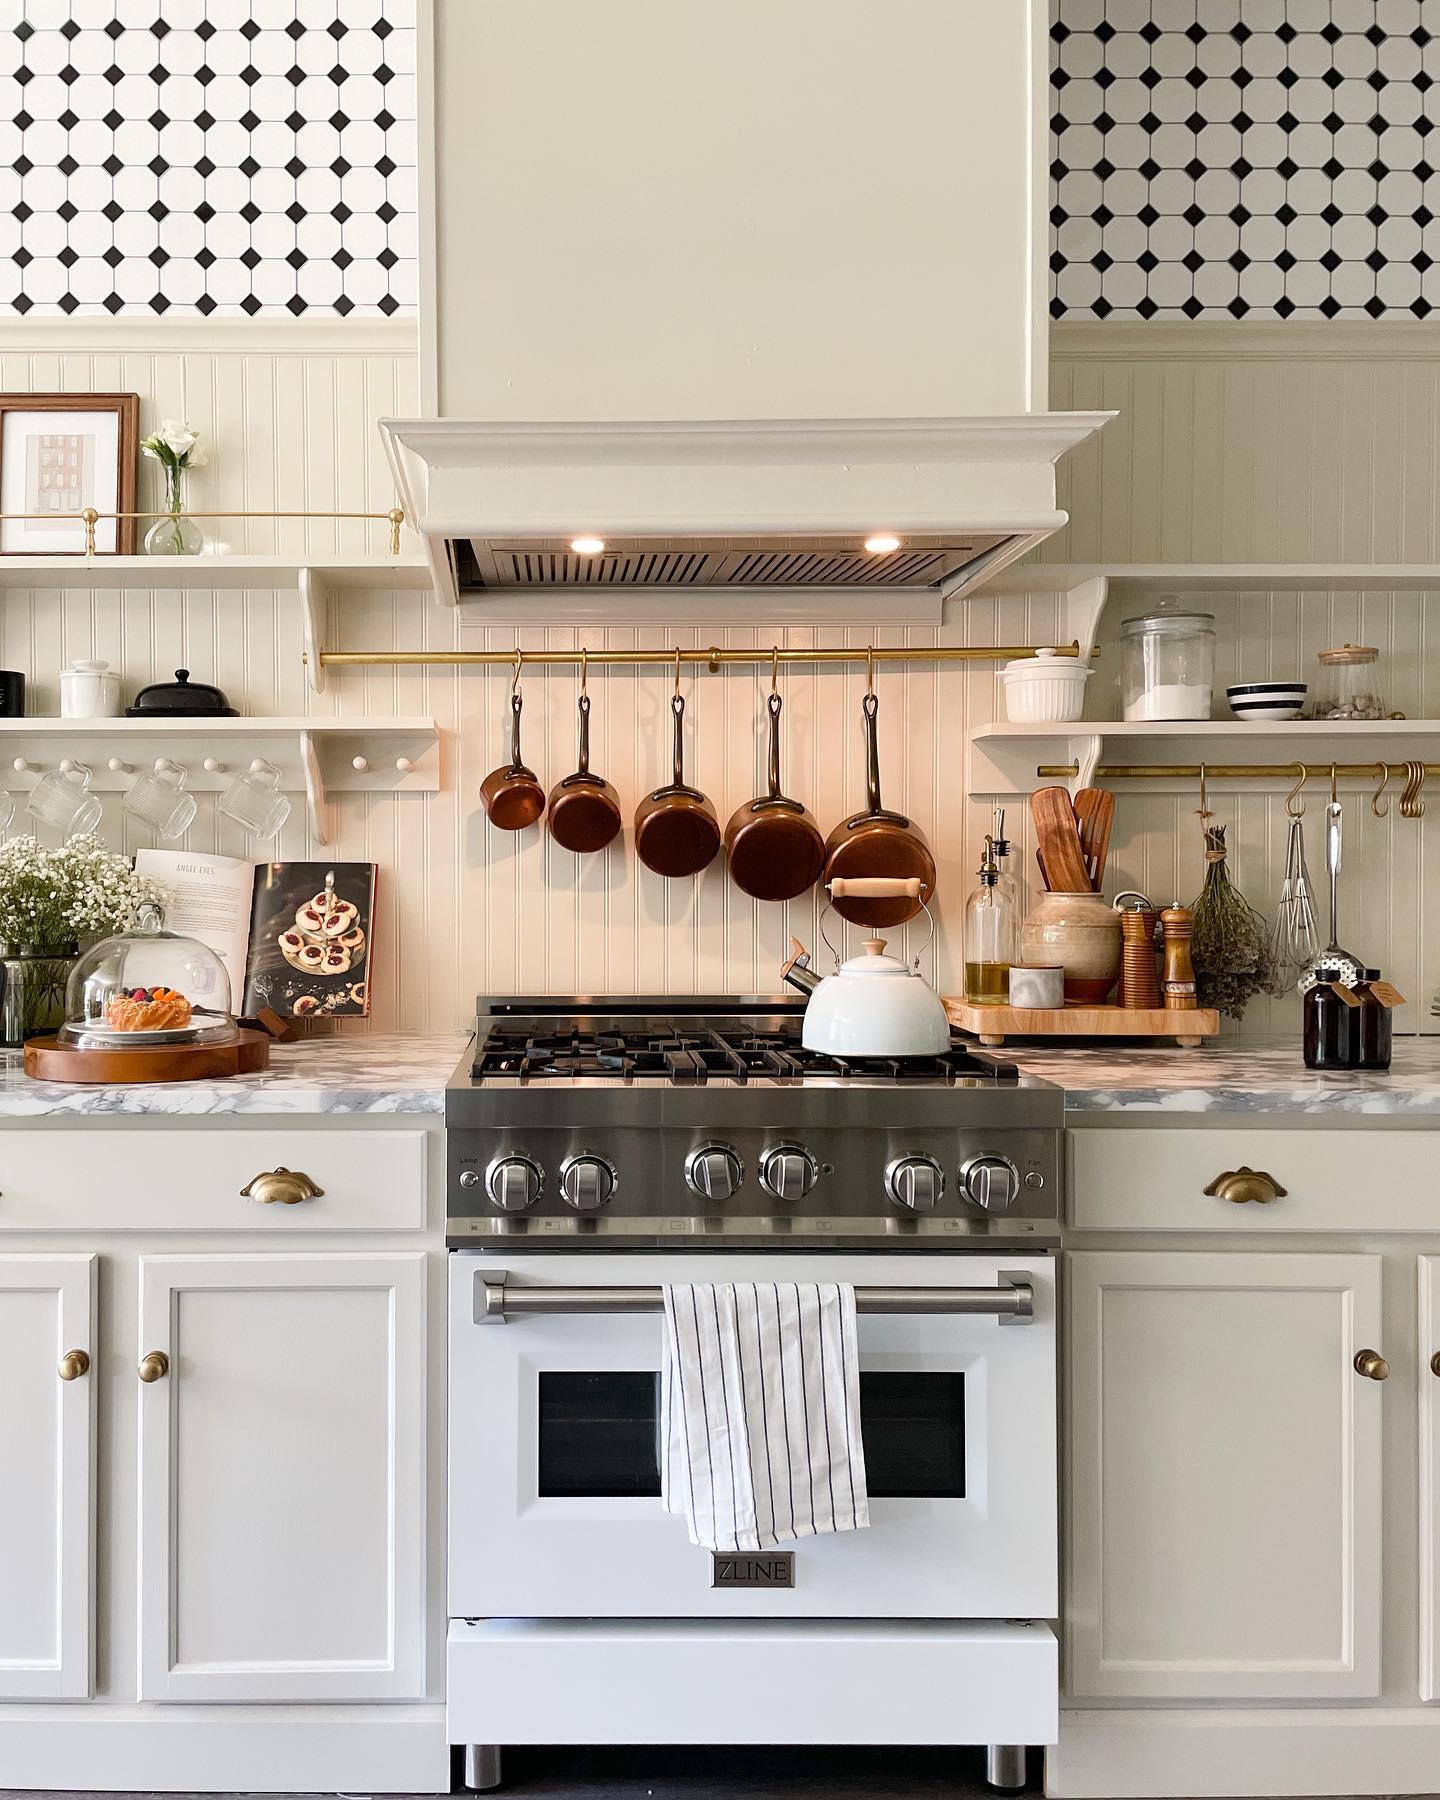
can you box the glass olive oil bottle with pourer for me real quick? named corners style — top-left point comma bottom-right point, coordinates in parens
top-left (964, 835), bottom-right (1017, 1006)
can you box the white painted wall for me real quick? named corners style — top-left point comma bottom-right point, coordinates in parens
top-left (4, 319), bottom-right (1433, 1039)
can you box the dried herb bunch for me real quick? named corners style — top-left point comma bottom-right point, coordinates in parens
top-left (1189, 824), bottom-right (1279, 1019)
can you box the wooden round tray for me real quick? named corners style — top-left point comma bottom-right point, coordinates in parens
top-left (24, 1029), bottom-right (271, 1085)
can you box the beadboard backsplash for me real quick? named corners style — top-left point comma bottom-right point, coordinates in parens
top-left (2, 319), bottom-right (1436, 1038)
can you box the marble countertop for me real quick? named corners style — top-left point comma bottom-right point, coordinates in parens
top-left (3, 1026), bottom-right (1437, 1120)
top-left (0, 1031), bottom-right (466, 1116)
top-left (1004, 1036), bottom-right (1440, 1115)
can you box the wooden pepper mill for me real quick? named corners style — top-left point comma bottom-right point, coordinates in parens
top-left (1160, 904), bottom-right (1198, 1010)
top-left (1119, 906), bottom-right (1161, 1010)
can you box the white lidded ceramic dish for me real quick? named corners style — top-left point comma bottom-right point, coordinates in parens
top-left (999, 647), bottom-right (1091, 724)
top-left (801, 936), bottom-right (952, 1058)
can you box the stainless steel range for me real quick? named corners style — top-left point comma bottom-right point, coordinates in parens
top-left (445, 994), bottom-right (1062, 1250)
top-left (445, 997), bottom-right (1063, 1794)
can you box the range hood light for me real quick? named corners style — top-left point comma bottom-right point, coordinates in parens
top-left (569, 535), bottom-right (607, 555)
top-left (864, 534), bottom-right (902, 555)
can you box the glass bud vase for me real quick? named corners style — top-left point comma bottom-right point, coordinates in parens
top-left (144, 465), bottom-right (204, 556)
top-left (0, 942), bottom-right (80, 1046)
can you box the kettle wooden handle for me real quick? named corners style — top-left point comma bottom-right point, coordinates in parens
top-left (828, 876), bottom-right (924, 899)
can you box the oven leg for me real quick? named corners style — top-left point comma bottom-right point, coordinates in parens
top-left (985, 1744), bottom-right (1027, 1791)
top-left (463, 1745), bottom-right (503, 1791)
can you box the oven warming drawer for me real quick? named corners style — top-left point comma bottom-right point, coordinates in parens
top-left (447, 1618), bottom-right (1058, 1747)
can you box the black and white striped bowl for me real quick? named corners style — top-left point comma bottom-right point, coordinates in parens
top-left (1226, 682), bottom-right (1308, 722)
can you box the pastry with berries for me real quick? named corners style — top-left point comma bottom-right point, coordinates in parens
top-left (105, 985), bottom-right (193, 1032)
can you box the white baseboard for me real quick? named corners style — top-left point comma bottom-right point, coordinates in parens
top-left (1046, 1705), bottom-right (1440, 1798)
top-left (0, 1703), bottom-right (448, 1793)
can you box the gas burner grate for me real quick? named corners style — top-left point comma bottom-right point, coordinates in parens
top-left (470, 1020), bottom-right (1018, 1085)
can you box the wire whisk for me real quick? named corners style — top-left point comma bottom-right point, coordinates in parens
top-left (1270, 812), bottom-right (1320, 990)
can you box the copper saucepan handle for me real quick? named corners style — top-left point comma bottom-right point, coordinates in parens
top-left (509, 691), bottom-right (525, 770)
top-left (767, 691), bottom-right (784, 799)
top-left (576, 692), bottom-right (591, 778)
top-left (862, 691), bottom-right (883, 814)
top-left (828, 876), bottom-right (925, 899)
top-left (671, 691), bottom-right (686, 787)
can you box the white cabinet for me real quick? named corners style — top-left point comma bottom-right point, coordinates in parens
top-left (1422, 1255), bottom-right (1440, 1703)
top-left (137, 1252), bottom-right (426, 1702)
top-left (1066, 1251), bottom-right (1383, 1701)
top-left (0, 1254), bottom-right (95, 1699)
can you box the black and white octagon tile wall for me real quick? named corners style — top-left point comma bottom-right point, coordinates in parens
top-left (0, 0), bottom-right (416, 317)
top-left (1051, 0), bottom-right (1440, 319)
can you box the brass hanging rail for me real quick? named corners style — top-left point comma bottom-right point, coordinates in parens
top-left (1037, 760), bottom-right (1440, 780)
top-left (320, 641), bottom-right (1082, 673)
top-left (1, 506), bottom-right (408, 557)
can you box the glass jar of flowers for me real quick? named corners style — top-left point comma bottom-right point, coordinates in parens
top-left (0, 835), bottom-right (167, 1046)
top-left (141, 420), bottom-right (208, 556)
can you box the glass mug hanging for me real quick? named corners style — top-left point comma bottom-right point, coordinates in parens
top-left (26, 761), bottom-right (102, 836)
top-left (123, 759), bottom-right (197, 840)
top-left (219, 759), bottom-right (291, 838)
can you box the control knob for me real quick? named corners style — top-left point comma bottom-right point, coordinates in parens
top-left (758, 1143), bottom-right (818, 1202)
top-left (484, 1155), bottom-right (542, 1212)
top-left (685, 1142), bottom-right (743, 1201)
top-left (959, 1154), bottom-right (1019, 1213)
top-left (885, 1154), bottom-right (944, 1213)
top-left (558, 1152), bottom-right (617, 1212)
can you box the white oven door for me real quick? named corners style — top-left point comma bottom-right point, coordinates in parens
top-left (448, 1251), bottom-right (1055, 1620)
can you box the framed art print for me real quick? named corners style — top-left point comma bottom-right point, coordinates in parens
top-left (0, 394), bottom-right (140, 554)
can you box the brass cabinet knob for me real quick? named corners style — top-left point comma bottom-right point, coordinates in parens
top-left (58, 1349), bottom-right (90, 1381)
top-left (1354, 1349), bottom-right (1390, 1382)
top-left (138, 1351), bottom-right (170, 1383)
top-left (1203, 1165), bottom-right (1287, 1205)
top-left (239, 1166), bottom-right (324, 1206)
top-left (1431, 1351), bottom-right (1440, 1379)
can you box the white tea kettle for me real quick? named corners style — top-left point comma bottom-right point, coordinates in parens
top-left (783, 878), bottom-right (951, 1058)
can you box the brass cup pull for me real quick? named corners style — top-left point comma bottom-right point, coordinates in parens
top-left (240, 1166), bottom-right (324, 1206)
top-left (1431, 1351), bottom-right (1440, 1379)
top-left (138, 1351), bottom-right (170, 1383)
top-left (1354, 1349), bottom-right (1390, 1382)
top-left (1203, 1165), bottom-right (1287, 1205)
top-left (58, 1348), bottom-right (90, 1381)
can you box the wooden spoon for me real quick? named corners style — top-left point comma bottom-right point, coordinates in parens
top-left (1030, 785), bottom-right (1092, 894)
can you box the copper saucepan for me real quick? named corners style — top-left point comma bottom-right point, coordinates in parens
top-left (548, 657), bottom-right (622, 854)
top-left (822, 683), bottom-right (936, 927)
top-left (634, 665), bottom-right (721, 878)
top-left (480, 655), bottom-right (546, 831)
top-left (724, 683), bottom-right (827, 903)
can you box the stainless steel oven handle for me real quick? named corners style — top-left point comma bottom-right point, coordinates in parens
top-left (477, 1273), bottom-right (1034, 1324)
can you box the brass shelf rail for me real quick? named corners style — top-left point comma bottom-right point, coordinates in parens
top-left (2, 506), bottom-right (408, 557)
top-left (320, 641), bottom-right (1082, 674)
top-left (1037, 760), bottom-right (1440, 780)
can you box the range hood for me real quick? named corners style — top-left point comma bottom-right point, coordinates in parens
top-left (400, 1), bottom-right (1110, 612)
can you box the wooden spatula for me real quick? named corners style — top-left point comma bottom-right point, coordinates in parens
top-left (1030, 785), bottom-right (1093, 894)
top-left (1073, 788), bottom-right (1116, 891)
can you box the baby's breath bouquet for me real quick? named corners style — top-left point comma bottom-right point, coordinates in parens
top-left (0, 836), bottom-right (167, 1044)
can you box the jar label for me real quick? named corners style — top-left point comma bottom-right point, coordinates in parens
top-left (1367, 981), bottom-right (1406, 1009)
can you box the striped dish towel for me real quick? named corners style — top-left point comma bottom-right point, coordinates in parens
top-left (660, 1281), bottom-right (870, 1553)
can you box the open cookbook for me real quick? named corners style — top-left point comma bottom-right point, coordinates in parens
top-left (134, 851), bottom-right (377, 1019)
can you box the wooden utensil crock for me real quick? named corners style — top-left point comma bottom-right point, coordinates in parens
top-left (822, 691), bottom-right (936, 928)
top-left (481, 689), bottom-right (546, 831)
top-left (724, 690), bottom-right (827, 903)
top-left (548, 691), bottom-right (622, 854)
top-left (634, 690), bottom-right (722, 878)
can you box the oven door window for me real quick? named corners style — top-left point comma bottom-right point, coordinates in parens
top-left (536, 1370), bottom-right (965, 1500)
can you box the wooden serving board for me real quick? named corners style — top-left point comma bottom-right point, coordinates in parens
top-left (944, 998), bottom-right (1220, 1050)
top-left (23, 1029), bottom-right (271, 1085)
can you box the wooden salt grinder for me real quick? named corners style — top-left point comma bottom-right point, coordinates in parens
top-left (1160, 905), bottom-right (1198, 1010)
top-left (1120, 907), bottom-right (1161, 1010)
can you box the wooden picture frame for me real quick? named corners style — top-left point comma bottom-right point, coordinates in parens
top-left (0, 393), bottom-right (140, 555)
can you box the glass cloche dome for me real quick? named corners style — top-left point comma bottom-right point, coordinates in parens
top-left (59, 902), bottom-right (235, 1048)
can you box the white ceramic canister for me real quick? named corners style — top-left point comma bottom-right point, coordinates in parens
top-left (59, 658), bottom-right (121, 719)
top-left (999, 647), bottom-right (1091, 724)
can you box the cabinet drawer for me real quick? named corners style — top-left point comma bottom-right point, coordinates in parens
top-left (1069, 1127), bottom-right (1433, 1233)
top-left (0, 1131), bottom-right (426, 1233)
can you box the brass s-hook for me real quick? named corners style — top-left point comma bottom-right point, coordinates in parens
top-left (511, 647), bottom-right (523, 697)
top-left (771, 645), bottom-right (780, 695)
top-left (674, 647), bottom-right (682, 697)
top-left (1371, 761), bottom-right (1391, 818)
top-left (579, 645), bottom-right (588, 697)
top-left (866, 645), bottom-right (875, 699)
top-left (1284, 763), bottom-right (1307, 818)
top-left (1195, 762), bottom-right (1212, 825)
top-left (1330, 763), bottom-right (1339, 806)
top-left (1401, 759), bottom-right (1427, 820)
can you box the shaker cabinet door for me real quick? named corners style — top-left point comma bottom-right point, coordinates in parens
top-left (1422, 1255), bottom-right (1440, 1702)
top-left (1066, 1251), bottom-right (1383, 1701)
top-left (136, 1252), bottom-right (426, 1702)
top-left (0, 1253), bottom-right (96, 1698)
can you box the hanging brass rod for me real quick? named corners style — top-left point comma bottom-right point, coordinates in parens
top-left (1038, 761), bottom-right (1440, 780)
top-left (320, 641), bottom-right (1082, 672)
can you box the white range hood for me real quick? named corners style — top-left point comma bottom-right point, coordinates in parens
top-left (395, 0), bottom-right (1110, 611)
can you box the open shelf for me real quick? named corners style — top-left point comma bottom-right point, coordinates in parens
top-left (984, 563), bottom-right (1440, 596)
top-left (0, 555), bottom-right (431, 591)
top-left (1, 715), bottom-right (439, 847)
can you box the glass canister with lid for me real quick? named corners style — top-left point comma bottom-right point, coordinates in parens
top-left (1120, 596), bottom-right (1216, 721)
top-left (1308, 644), bottom-right (1387, 721)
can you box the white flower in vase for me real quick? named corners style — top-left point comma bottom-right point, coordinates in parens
top-left (141, 421), bottom-right (207, 556)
